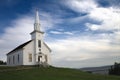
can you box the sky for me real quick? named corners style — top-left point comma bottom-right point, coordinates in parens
top-left (0, 0), bottom-right (120, 68)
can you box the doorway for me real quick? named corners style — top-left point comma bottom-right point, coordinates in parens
top-left (38, 56), bottom-right (42, 64)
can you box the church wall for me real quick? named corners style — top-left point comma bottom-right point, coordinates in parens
top-left (23, 41), bottom-right (35, 65)
top-left (42, 43), bottom-right (51, 64)
top-left (7, 49), bottom-right (23, 66)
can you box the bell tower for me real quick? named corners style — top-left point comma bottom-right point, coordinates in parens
top-left (30, 9), bottom-right (44, 65)
top-left (31, 9), bottom-right (44, 40)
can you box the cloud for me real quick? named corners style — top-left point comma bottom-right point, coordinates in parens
top-left (48, 35), bottom-right (120, 68)
top-left (52, 56), bottom-right (120, 68)
top-left (39, 11), bottom-right (63, 31)
top-left (63, 0), bottom-right (120, 32)
top-left (0, 15), bottom-right (33, 61)
top-left (64, 0), bottom-right (97, 13)
top-left (87, 7), bottom-right (120, 31)
top-left (45, 0), bottom-right (120, 67)
top-left (50, 31), bottom-right (62, 34)
top-left (64, 32), bottom-right (73, 35)
top-left (49, 30), bottom-right (73, 35)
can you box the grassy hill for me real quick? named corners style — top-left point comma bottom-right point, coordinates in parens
top-left (0, 66), bottom-right (120, 80)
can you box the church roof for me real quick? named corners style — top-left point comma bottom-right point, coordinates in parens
top-left (7, 40), bottom-right (32, 55)
top-left (43, 42), bottom-right (52, 52)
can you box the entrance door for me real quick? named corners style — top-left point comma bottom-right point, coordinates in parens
top-left (38, 56), bottom-right (42, 64)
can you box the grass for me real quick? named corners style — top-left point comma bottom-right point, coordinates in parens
top-left (0, 66), bottom-right (120, 80)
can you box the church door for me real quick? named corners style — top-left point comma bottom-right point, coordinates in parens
top-left (38, 56), bottom-right (42, 64)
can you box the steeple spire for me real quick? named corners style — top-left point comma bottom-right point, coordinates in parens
top-left (34, 9), bottom-right (40, 31)
top-left (35, 9), bottom-right (40, 24)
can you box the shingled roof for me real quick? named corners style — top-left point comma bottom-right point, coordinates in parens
top-left (7, 40), bottom-right (32, 55)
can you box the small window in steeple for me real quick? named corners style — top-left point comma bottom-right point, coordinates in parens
top-left (38, 40), bottom-right (41, 47)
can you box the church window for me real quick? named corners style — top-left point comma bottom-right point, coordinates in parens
top-left (18, 54), bottom-right (19, 63)
top-left (45, 55), bottom-right (48, 63)
top-left (39, 52), bottom-right (41, 54)
top-left (29, 54), bottom-right (32, 62)
top-left (13, 56), bottom-right (15, 64)
top-left (39, 48), bottom-right (41, 51)
top-left (38, 40), bottom-right (41, 47)
top-left (9, 57), bottom-right (10, 64)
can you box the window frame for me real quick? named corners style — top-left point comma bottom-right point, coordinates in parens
top-left (38, 40), bottom-right (41, 48)
top-left (13, 56), bottom-right (15, 64)
top-left (18, 54), bottom-right (19, 63)
top-left (29, 54), bottom-right (32, 62)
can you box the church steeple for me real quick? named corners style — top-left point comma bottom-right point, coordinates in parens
top-left (30, 9), bottom-right (44, 40)
top-left (34, 9), bottom-right (40, 31)
top-left (35, 9), bottom-right (40, 24)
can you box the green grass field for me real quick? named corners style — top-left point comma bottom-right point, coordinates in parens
top-left (0, 66), bottom-right (120, 80)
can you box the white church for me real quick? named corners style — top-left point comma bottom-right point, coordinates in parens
top-left (6, 10), bottom-right (51, 66)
